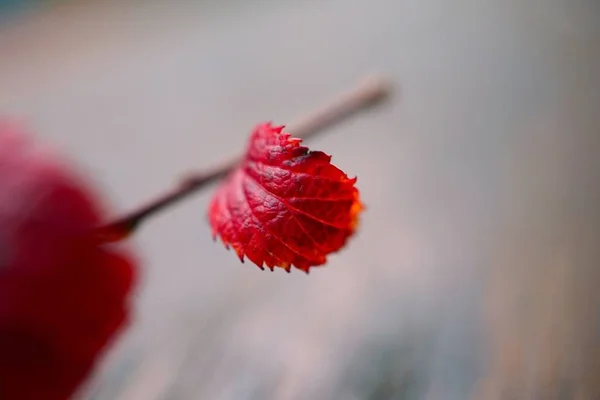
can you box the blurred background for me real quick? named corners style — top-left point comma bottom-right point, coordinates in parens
top-left (1, 0), bottom-right (599, 399)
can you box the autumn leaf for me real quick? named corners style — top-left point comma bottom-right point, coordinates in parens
top-left (0, 120), bottom-right (138, 400)
top-left (208, 122), bottom-right (363, 273)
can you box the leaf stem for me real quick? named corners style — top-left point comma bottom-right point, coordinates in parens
top-left (94, 75), bottom-right (392, 243)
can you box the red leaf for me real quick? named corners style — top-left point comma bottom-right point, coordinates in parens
top-left (0, 121), bottom-right (138, 400)
top-left (208, 122), bottom-right (363, 273)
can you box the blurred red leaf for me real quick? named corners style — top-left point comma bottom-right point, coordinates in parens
top-left (208, 122), bottom-right (363, 273)
top-left (0, 121), bottom-right (138, 400)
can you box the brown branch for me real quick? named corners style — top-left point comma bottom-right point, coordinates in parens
top-left (94, 75), bottom-right (392, 243)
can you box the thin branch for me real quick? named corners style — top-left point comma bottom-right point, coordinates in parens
top-left (94, 75), bottom-right (392, 243)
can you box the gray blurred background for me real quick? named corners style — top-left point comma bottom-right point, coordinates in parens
top-left (0, 0), bottom-right (599, 399)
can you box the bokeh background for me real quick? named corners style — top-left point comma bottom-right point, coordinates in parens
top-left (1, 0), bottom-right (599, 399)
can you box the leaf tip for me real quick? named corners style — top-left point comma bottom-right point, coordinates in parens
top-left (233, 247), bottom-right (245, 263)
top-left (271, 124), bottom-right (285, 134)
